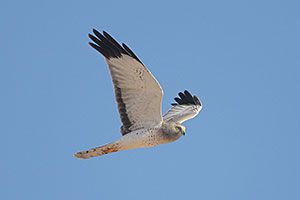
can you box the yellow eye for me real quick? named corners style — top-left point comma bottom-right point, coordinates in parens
top-left (177, 126), bottom-right (182, 132)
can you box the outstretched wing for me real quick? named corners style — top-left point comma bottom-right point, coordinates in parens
top-left (89, 29), bottom-right (163, 135)
top-left (163, 90), bottom-right (202, 123)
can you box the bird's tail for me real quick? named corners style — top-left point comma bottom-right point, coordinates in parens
top-left (74, 142), bottom-right (121, 159)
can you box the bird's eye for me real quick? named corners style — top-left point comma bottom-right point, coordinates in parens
top-left (177, 126), bottom-right (182, 131)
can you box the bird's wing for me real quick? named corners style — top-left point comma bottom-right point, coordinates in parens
top-left (163, 90), bottom-right (202, 123)
top-left (89, 29), bottom-right (163, 135)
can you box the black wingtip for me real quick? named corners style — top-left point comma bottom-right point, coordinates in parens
top-left (92, 28), bottom-right (101, 36)
top-left (193, 95), bottom-right (201, 106)
top-left (172, 90), bottom-right (201, 106)
top-left (122, 43), bottom-right (143, 65)
top-left (88, 29), bottom-right (143, 65)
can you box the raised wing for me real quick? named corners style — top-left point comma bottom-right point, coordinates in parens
top-left (89, 29), bottom-right (163, 135)
top-left (163, 90), bottom-right (202, 123)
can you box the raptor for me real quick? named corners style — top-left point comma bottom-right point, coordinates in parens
top-left (74, 29), bottom-right (202, 159)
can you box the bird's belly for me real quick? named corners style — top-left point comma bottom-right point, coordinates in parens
top-left (118, 128), bottom-right (167, 150)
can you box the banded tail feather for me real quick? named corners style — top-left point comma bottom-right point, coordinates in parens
top-left (74, 142), bottom-right (120, 159)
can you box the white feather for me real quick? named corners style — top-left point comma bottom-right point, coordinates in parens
top-left (163, 103), bottom-right (202, 123)
top-left (106, 55), bottom-right (163, 132)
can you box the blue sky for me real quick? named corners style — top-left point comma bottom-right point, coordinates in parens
top-left (1, 0), bottom-right (300, 199)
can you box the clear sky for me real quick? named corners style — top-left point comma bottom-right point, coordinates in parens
top-left (1, 0), bottom-right (300, 199)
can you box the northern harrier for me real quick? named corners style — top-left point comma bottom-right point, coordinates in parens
top-left (74, 29), bottom-right (203, 159)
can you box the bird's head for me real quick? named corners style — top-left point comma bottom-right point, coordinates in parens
top-left (175, 123), bottom-right (186, 136)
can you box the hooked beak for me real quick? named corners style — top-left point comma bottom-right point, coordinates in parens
top-left (182, 126), bottom-right (186, 136)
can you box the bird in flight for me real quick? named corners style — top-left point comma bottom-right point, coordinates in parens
top-left (74, 29), bottom-right (203, 159)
